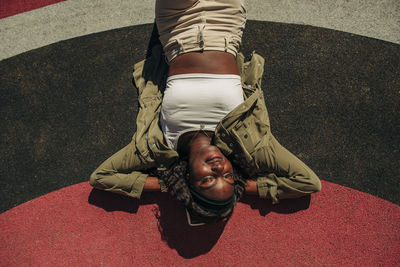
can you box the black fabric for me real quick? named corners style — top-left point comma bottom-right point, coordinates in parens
top-left (189, 187), bottom-right (235, 213)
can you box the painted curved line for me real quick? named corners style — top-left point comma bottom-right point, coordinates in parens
top-left (1, 0), bottom-right (399, 60)
top-left (0, 0), bottom-right (67, 19)
top-left (0, 181), bottom-right (399, 265)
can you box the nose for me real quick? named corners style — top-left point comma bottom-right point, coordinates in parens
top-left (211, 160), bottom-right (224, 173)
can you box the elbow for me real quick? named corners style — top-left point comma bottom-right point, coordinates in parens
top-left (89, 170), bottom-right (103, 189)
top-left (296, 171), bottom-right (322, 195)
top-left (312, 179), bottom-right (322, 193)
top-left (308, 173), bottom-right (322, 193)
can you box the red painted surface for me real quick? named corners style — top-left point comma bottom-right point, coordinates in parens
top-left (1, 180), bottom-right (399, 266)
top-left (0, 0), bottom-right (67, 19)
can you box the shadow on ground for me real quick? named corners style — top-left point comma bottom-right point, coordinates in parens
top-left (88, 188), bottom-right (310, 258)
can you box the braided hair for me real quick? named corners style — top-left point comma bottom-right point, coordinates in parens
top-left (155, 159), bottom-right (247, 221)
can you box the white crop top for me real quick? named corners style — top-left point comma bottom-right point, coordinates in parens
top-left (160, 73), bottom-right (244, 150)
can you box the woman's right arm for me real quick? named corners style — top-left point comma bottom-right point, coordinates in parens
top-left (143, 177), bottom-right (162, 191)
top-left (92, 44), bottom-right (169, 197)
top-left (254, 134), bottom-right (322, 204)
top-left (245, 180), bottom-right (258, 195)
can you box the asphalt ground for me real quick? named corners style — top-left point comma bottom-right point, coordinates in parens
top-left (1, 21), bottom-right (399, 213)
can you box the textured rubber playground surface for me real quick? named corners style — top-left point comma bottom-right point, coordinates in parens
top-left (1, 181), bottom-right (399, 266)
top-left (1, 1), bottom-right (399, 266)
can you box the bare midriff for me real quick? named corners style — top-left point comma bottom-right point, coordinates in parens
top-left (168, 51), bottom-right (239, 76)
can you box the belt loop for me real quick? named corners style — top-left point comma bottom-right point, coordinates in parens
top-left (201, 10), bottom-right (206, 23)
top-left (176, 39), bottom-right (185, 53)
top-left (197, 25), bottom-right (206, 51)
top-left (224, 35), bottom-right (231, 52)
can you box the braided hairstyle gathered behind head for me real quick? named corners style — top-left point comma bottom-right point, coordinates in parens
top-left (156, 159), bottom-right (247, 221)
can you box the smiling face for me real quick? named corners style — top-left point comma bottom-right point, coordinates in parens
top-left (188, 145), bottom-right (235, 200)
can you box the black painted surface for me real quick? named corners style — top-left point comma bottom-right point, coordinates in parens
top-left (1, 21), bottom-right (399, 212)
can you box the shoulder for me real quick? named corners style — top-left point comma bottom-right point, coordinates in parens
top-left (236, 51), bottom-right (265, 89)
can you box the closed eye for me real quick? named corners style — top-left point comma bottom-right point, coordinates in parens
top-left (223, 173), bottom-right (235, 185)
top-left (200, 173), bottom-right (234, 186)
top-left (201, 176), bottom-right (215, 184)
top-left (224, 173), bottom-right (233, 178)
